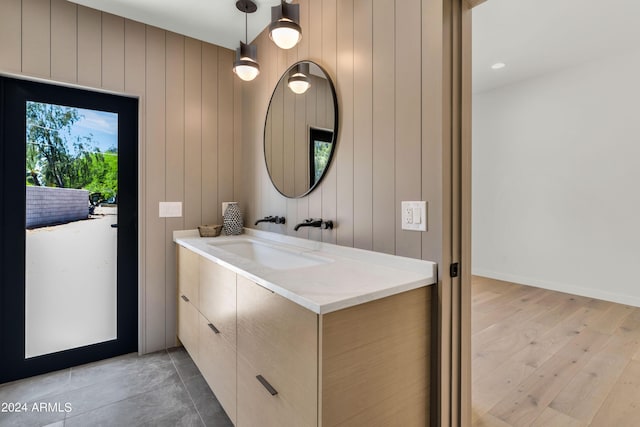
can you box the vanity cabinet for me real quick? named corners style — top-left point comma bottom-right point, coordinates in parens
top-left (177, 245), bottom-right (431, 427)
top-left (198, 258), bottom-right (237, 424)
top-left (177, 246), bottom-right (199, 363)
top-left (236, 275), bottom-right (318, 427)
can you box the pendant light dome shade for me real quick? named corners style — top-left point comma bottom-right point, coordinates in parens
top-left (233, 41), bottom-right (260, 81)
top-left (287, 63), bottom-right (311, 94)
top-left (269, 1), bottom-right (302, 50)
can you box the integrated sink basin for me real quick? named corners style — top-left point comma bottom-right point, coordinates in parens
top-left (207, 239), bottom-right (331, 270)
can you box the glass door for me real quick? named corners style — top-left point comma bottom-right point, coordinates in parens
top-left (0, 77), bottom-right (138, 383)
top-left (25, 102), bottom-right (119, 358)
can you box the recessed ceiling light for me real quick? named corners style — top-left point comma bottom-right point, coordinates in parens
top-left (491, 62), bottom-right (506, 70)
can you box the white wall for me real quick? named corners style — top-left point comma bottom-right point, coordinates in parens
top-left (473, 49), bottom-right (640, 306)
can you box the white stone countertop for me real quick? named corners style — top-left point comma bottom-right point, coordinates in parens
top-left (174, 228), bottom-right (437, 314)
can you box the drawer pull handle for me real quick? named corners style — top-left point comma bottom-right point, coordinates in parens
top-left (256, 375), bottom-right (278, 396)
top-left (181, 295), bottom-right (189, 302)
top-left (208, 323), bottom-right (220, 334)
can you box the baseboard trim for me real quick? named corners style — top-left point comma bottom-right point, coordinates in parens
top-left (472, 268), bottom-right (640, 308)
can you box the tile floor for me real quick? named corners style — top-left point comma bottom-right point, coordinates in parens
top-left (0, 347), bottom-right (233, 427)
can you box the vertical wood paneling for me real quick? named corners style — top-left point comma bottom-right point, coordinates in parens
top-left (202, 44), bottom-right (219, 224)
top-left (101, 13), bottom-right (125, 92)
top-left (184, 38), bottom-right (203, 229)
top-left (306, 0), bottom-right (323, 241)
top-left (294, 1), bottom-right (311, 235)
top-left (77, 6), bottom-right (102, 87)
top-left (22, 0), bottom-right (51, 77)
top-left (123, 19), bottom-right (145, 95)
top-left (3, 1), bottom-right (241, 354)
top-left (0, 0), bottom-right (22, 73)
top-left (422, 0), bottom-right (444, 263)
top-left (233, 73), bottom-right (243, 203)
top-left (218, 49), bottom-right (234, 207)
top-left (395, 0), bottom-right (422, 259)
top-left (164, 32), bottom-right (185, 348)
top-left (372, 0), bottom-right (396, 255)
top-left (243, 0), bottom-right (444, 264)
top-left (336, 0), bottom-right (354, 248)
top-left (51, 0), bottom-right (77, 82)
top-left (321, 0), bottom-right (337, 244)
top-left (271, 40), bottom-right (288, 226)
top-left (144, 26), bottom-right (167, 351)
top-left (353, 0), bottom-right (373, 250)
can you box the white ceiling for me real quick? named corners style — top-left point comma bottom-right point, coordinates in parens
top-left (68, 0), bottom-right (278, 50)
top-left (69, 1), bottom-right (640, 93)
top-left (473, 0), bottom-right (640, 93)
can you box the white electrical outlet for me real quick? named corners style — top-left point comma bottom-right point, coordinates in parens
top-left (401, 201), bottom-right (427, 231)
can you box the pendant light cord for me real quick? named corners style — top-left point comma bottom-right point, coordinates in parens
top-left (245, 11), bottom-right (248, 44)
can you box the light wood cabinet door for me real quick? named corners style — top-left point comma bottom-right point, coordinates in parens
top-left (198, 312), bottom-right (237, 425)
top-left (236, 276), bottom-right (318, 427)
top-left (199, 257), bottom-right (236, 346)
top-left (177, 290), bottom-right (199, 364)
top-left (178, 245), bottom-right (199, 309)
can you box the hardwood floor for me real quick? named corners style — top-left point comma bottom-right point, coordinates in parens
top-left (472, 276), bottom-right (640, 427)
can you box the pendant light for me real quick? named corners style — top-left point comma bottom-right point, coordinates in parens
top-left (287, 63), bottom-right (311, 94)
top-left (269, 1), bottom-right (302, 50)
top-left (233, 0), bottom-right (260, 81)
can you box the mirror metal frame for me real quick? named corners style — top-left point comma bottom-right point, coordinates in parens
top-left (263, 60), bottom-right (339, 199)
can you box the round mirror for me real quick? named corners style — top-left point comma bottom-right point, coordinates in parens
top-left (264, 60), bottom-right (338, 198)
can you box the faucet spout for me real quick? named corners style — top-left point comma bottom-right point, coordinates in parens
top-left (255, 216), bottom-right (286, 226)
top-left (254, 216), bottom-right (274, 226)
top-left (294, 218), bottom-right (323, 231)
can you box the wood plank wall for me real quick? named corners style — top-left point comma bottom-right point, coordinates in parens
top-left (0, 0), bottom-right (240, 353)
top-left (241, 0), bottom-right (445, 264)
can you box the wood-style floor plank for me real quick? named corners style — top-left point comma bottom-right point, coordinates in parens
top-left (549, 334), bottom-right (640, 423)
top-left (530, 407), bottom-right (584, 427)
top-left (472, 276), bottom-right (640, 427)
top-left (590, 360), bottom-right (640, 426)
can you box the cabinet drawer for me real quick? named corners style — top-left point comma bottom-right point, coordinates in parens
top-left (178, 246), bottom-right (199, 308)
top-left (199, 257), bottom-right (236, 345)
top-left (177, 291), bottom-right (199, 364)
top-left (198, 313), bottom-right (237, 425)
top-left (236, 276), bottom-right (318, 427)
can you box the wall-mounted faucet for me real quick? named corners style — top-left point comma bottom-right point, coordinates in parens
top-left (254, 216), bottom-right (286, 226)
top-left (294, 218), bottom-right (334, 231)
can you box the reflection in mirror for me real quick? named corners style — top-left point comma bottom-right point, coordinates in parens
top-left (264, 61), bottom-right (338, 198)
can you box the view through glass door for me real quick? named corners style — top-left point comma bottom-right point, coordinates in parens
top-left (25, 101), bottom-right (119, 358)
top-left (0, 77), bottom-right (138, 384)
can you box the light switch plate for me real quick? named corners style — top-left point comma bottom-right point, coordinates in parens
top-left (159, 202), bottom-right (182, 218)
top-left (401, 201), bottom-right (427, 231)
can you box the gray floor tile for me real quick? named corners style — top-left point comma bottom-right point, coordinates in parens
top-left (49, 362), bottom-right (182, 417)
top-left (173, 355), bottom-right (201, 382)
top-left (67, 350), bottom-right (172, 391)
top-left (0, 405), bottom-right (66, 427)
top-left (64, 380), bottom-right (194, 427)
top-left (141, 407), bottom-right (204, 427)
top-left (0, 348), bottom-right (232, 427)
top-left (168, 346), bottom-right (191, 363)
top-left (0, 369), bottom-right (70, 403)
top-left (184, 376), bottom-right (233, 427)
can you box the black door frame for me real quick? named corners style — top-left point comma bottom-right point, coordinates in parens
top-left (0, 76), bottom-right (138, 384)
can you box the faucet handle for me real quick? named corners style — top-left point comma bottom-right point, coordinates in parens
top-left (322, 220), bottom-right (334, 230)
top-left (275, 216), bottom-right (286, 224)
